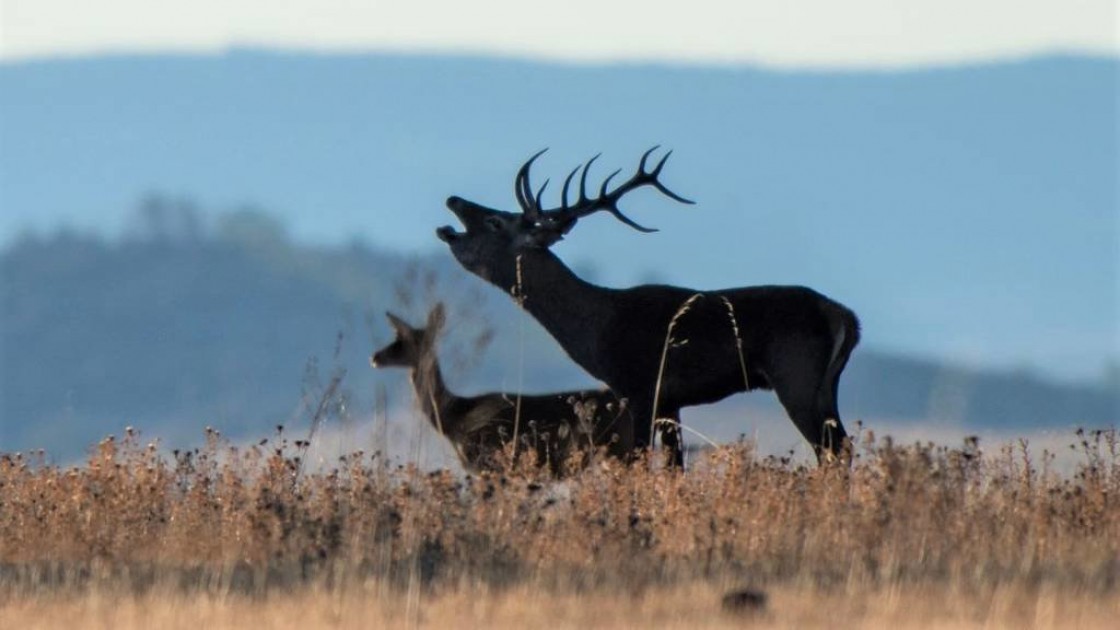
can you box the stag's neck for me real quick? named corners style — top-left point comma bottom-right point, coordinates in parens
top-left (410, 358), bottom-right (460, 435)
top-left (511, 249), bottom-right (616, 373)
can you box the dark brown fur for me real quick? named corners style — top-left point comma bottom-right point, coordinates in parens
top-left (371, 304), bottom-right (634, 476)
top-left (437, 150), bottom-right (860, 465)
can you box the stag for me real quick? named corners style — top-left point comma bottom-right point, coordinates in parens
top-left (436, 148), bottom-right (860, 465)
top-left (371, 304), bottom-right (633, 476)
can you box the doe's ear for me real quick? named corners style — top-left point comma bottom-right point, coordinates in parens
top-left (385, 311), bottom-right (414, 337)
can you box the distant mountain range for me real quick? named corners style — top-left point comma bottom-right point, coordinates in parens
top-left (0, 51), bottom-right (1116, 383)
top-left (2, 219), bottom-right (1115, 463)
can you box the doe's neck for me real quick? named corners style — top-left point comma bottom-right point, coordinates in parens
top-left (409, 355), bottom-right (459, 434)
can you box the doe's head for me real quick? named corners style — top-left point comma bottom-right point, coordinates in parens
top-left (370, 303), bottom-right (446, 369)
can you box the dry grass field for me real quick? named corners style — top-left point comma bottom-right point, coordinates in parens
top-left (2, 425), bottom-right (1117, 628)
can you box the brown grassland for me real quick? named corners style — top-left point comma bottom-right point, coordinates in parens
top-left (1, 425), bottom-right (1118, 628)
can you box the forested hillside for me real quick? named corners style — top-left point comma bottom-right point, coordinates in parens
top-left (2, 206), bottom-right (1116, 461)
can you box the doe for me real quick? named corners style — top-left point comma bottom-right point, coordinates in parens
top-left (371, 304), bottom-right (634, 476)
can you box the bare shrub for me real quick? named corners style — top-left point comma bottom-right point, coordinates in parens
top-left (2, 427), bottom-right (1117, 602)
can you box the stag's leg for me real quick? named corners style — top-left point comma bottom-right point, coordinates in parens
top-left (626, 401), bottom-right (683, 467)
top-left (815, 401), bottom-right (849, 463)
top-left (624, 399), bottom-right (655, 463)
top-left (815, 324), bottom-right (856, 461)
top-left (768, 351), bottom-right (847, 463)
top-left (630, 400), bottom-right (654, 451)
top-left (656, 411), bottom-right (684, 468)
top-left (772, 381), bottom-right (840, 463)
top-left (815, 358), bottom-right (852, 461)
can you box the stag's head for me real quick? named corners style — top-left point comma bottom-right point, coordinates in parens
top-left (437, 147), bottom-right (692, 284)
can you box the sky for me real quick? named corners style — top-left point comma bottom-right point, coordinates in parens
top-left (0, 1), bottom-right (1116, 384)
top-left (1, 0), bottom-right (1116, 67)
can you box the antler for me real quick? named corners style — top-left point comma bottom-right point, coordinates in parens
top-left (515, 148), bottom-right (550, 224)
top-left (513, 146), bottom-right (694, 234)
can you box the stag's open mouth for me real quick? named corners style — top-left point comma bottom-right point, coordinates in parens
top-left (438, 196), bottom-right (474, 242)
top-left (436, 225), bottom-right (461, 243)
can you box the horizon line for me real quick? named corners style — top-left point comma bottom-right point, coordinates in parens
top-left (2, 43), bottom-right (1117, 73)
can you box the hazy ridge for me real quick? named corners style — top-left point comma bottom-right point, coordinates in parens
top-left (1, 51), bottom-right (1116, 380)
top-left (2, 214), bottom-right (1114, 462)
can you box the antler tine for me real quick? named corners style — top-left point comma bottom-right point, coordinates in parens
top-left (578, 154), bottom-right (601, 205)
top-left (647, 149), bottom-right (695, 205)
top-left (619, 145), bottom-right (695, 206)
top-left (522, 147), bottom-right (689, 234)
top-left (605, 207), bottom-right (659, 233)
top-left (515, 148), bottom-right (549, 218)
top-left (514, 165), bottom-right (529, 212)
top-left (560, 166), bottom-right (580, 210)
top-left (567, 166), bottom-right (657, 233)
top-left (558, 146), bottom-right (691, 231)
top-left (637, 144), bottom-right (660, 173)
top-left (598, 169), bottom-right (622, 199)
top-left (534, 179), bottom-right (550, 211)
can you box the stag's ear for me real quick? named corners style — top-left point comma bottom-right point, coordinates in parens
top-left (426, 303), bottom-right (447, 335)
top-left (385, 311), bottom-right (414, 337)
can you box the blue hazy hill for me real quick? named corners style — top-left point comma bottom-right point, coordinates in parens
top-left (3, 221), bottom-right (1115, 463)
top-left (1, 51), bottom-right (1116, 384)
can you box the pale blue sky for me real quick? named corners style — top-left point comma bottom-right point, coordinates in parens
top-left (2, 0), bottom-right (1116, 67)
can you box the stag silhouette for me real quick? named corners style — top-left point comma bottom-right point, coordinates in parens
top-left (436, 148), bottom-right (860, 465)
top-left (371, 304), bottom-right (633, 476)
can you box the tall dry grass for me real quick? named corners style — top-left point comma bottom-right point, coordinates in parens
top-left (1, 425), bottom-right (1118, 626)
